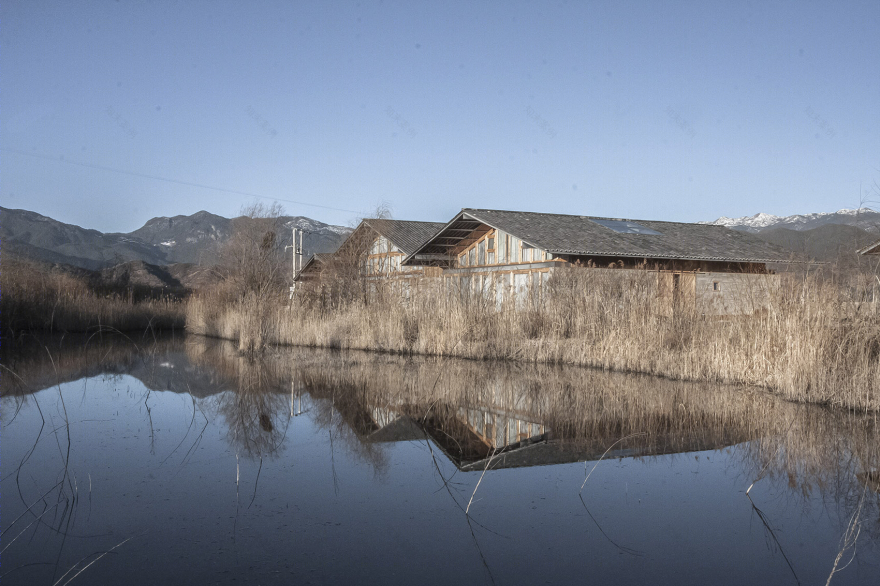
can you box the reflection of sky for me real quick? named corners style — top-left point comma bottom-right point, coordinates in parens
top-left (3, 1), bottom-right (878, 233)
top-left (3, 372), bottom-right (878, 585)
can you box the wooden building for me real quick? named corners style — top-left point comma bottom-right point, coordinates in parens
top-left (402, 208), bottom-right (798, 314)
top-left (293, 219), bottom-right (445, 294)
top-left (353, 219), bottom-right (446, 278)
top-left (293, 252), bottom-right (334, 283)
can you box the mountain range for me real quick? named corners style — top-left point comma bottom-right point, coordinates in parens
top-left (702, 208), bottom-right (880, 233)
top-left (1, 207), bottom-right (351, 271)
top-left (702, 208), bottom-right (879, 266)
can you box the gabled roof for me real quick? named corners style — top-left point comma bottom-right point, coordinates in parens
top-left (305, 252), bottom-right (333, 266)
top-left (404, 208), bottom-right (801, 265)
top-left (858, 239), bottom-right (880, 255)
top-left (361, 219), bottom-right (446, 256)
top-left (294, 220), bottom-right (446, 280)
top-left (294, 252), bottom-right (333, 281)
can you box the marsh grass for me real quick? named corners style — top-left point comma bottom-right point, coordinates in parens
top-left (188, 266), bottom-right (880, 411)
top-left (1, 257), bottom-right (185, 335)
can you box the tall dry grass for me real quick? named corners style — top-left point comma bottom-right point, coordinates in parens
top-left (187, 267), bottom-right (880, 411)
top-left (1, 257), bottom-right (185, 335)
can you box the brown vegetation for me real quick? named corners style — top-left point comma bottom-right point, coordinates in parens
top-left (198, 202), bottom-right (289, 352)
top-left (188, 262), bottom-right (880, 411)
top-left (1, 255), bottom-right (185, 335)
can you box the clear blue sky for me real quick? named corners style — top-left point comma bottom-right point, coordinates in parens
top-left (3, 0), bottom-right (878, 232)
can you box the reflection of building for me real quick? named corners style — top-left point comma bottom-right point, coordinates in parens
top-left (402, 208), bottom-right (798, 314)
top-left (338, 398), bottom-right (754, 472)
top-left (858, 470), bottom-right (880, 493)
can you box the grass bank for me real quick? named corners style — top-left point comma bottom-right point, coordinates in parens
top-left (1, 256), bottom-right (185, 335)
top-left (187, 268), bottom-right (880, 411)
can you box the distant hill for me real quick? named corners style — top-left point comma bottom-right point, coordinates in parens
top-left (1, 207), bottom-right (352, 271)
top-left (99, 260), bottom-right (220, 293)
top-left (753, 224), bottom-right (876, 264)
top-left (3, 251), bottom-right (220, 296)
top-left (1, 207), bottom-right (169, 270)
top-left (701, 207), bottom-right (880, 264)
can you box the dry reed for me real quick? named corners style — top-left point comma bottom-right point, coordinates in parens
top-left (1, 257), bottom-right (185, 335)
top-left (186, 267), bottom-right (880, 411)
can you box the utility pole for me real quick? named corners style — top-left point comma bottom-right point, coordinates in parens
top-left (286, 226), bottom-right (303, 300)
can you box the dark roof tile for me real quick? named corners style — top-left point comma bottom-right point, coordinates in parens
top-left (408, 208), bottom-right (800, 264)
top-left (364, 219), bottom-right (446, 256)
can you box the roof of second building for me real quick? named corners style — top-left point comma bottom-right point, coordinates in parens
top-left (407, 208), bottom-right (801, 264)
top-left (362, 219), bottom-right (446, 256)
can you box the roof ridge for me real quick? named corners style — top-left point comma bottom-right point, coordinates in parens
top-left (463, 208), bottom-right (725, 227)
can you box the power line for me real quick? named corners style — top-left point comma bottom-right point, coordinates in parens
top-left (1, 147), bottom-right (365, 216)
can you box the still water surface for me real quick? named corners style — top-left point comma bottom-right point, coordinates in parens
top-left (2, 333), bottom-right (879, 585)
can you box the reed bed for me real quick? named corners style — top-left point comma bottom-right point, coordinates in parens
top-left (186, 267), bottom-right (880, 411)
top-left (1, 257), bottom-right (185, 334)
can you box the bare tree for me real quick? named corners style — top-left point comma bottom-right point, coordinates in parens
top-left (219, 201), bottom-right (287, 303)
top-left (309, 203), bottom-right (393, 308)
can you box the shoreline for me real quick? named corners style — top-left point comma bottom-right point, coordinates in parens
top-left (185, 272), bottom-right (880, 413)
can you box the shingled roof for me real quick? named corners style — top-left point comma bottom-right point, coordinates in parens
top-left (361, 219), bottom-right (445, 256)
top-left (858, 239), bottom-right (880, 255)
top-left (405, 208), bottom-right (800, 264)
top-left (293, 252), bottom-right (334, 281)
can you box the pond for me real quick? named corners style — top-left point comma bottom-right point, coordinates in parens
top-left (2, 333), bottom-right (879, 585)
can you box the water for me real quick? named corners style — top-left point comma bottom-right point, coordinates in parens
top-left (2, 333), bottom-right (878, 585)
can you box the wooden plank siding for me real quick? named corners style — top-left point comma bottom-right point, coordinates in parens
top-left (454, 227), bottom-right (565, 268)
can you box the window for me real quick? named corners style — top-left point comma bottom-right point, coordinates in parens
top-left (487, 237), bottom-right (495, 250)
top-left (713, 281), bottom-right (721, 292)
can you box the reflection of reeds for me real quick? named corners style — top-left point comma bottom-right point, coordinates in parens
top-left (184, 338), bottom-right (293, 459)
top-left (825, 484), bottom-right (867, 586)
top-left (184, 337), bottom-right (877, 494)
top-left (7, 333), bottom-right (879, 554)
top-left (0, 332), bottom-right (181, 400)
top-left (187, 268), bottom-right (880, 411)
top-left (272, 342), bottom-right (880, 551)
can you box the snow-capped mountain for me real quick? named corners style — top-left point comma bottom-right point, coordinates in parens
top-left (2, 207), bottom-right (352, 270)
top-left (702, 208), bottom-right (880, 233)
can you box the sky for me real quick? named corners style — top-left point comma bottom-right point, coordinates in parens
top-left (2, 0), bottom-right (879, 233)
